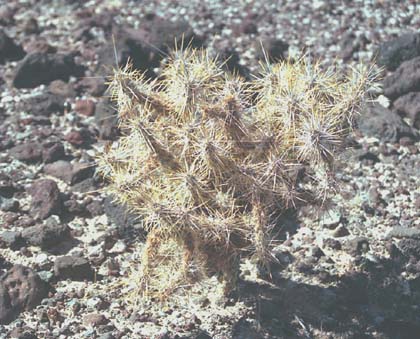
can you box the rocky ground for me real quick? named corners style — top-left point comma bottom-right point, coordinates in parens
top-left (0, 0), bottom-right (419, 338)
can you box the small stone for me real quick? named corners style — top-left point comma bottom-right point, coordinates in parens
top-left (44, 160), bottom-right (94, 185)
top-left (54, 255), bottom-right (94, 281)
top-left (333, 225), bottom-right (350, 238)
top-left (399, 136), bottom-right (414, 146)
top-left (0, 231), bottom-right (24, 250)
top-left (76, 77), bottom-right (106, 97)
top-left (49, 80), bottom-right (76, 98)
top-left (345, 237), bottom-right (369, 256)
top-left (74, 99), bottom-right (95, 117)
top-left (0, 173), bottom-right (15, 198)
top-left (394, 92), bottom-right (420, 129)
top-left (0, 30), bottom-right (25, 64)
top-left (357, 103), bottom-right (415, 143)
top-left (83, 313), bottom-right (108, 327)
top-left (0, 265), bottom-right (50, 325)
top-left (12, 52), bottom-right (84, 89)
top-left (256, 38), bottom-right (289, 62)
top-left (9, 142), bottom-right (42, 162)
top-left (23, 17), bottom-right (39, 34)
top-left (42, 141), bottom-right (65, 163)
top-left (86, 200), bottom-right (104, 216)
top-left (323, 238), bottom-right (341, 250)
top-left (23, 38), bottom-right (56, 54)
top-left (377, 32), bottom-right (420, 71)
top-left (0, 198), bottom-right (19, 212)
top-left (27, 179), bottom-right (61, 220)
top-left (310, 246), bottom-right (325, 259)
top-left (386, 227), bottom-right (420, 239)
top-left (320, 210), bottom-right (341, 229)
top-left (17, 92), bottom-right (65, 116)
top-left (21, 218), bottom-right (70, 251)
top-left (65, 129), bottom-right (92, 147)
top-left (384, 56), bottom-right (420, 100)
top-left (3, 212), bottom-right (19, 225)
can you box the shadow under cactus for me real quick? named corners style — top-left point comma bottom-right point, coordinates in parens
top-left (234, 253), bottom-right (420, 339)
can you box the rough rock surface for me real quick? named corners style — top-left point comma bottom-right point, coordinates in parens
top-left (0, 30), bottom-right (25, 64)
top-left (377, 32), bottom-right (420, 71)
top-left (21, 218), bottom-right (71, 251)
top-left (27, 179), bottom-right (62, 220)
top-left (356, 103), bottom-right (416, 143)
top-left (12, 52), bottom-right (84, 89)
top-left (0, 265), bottom-right (49, 325)
top-left (383, 56), bottom-right (420, 100)
top-left (393, 92), bottom-right (420, 129)
top-left (54, 256), bottom-right (94, 281)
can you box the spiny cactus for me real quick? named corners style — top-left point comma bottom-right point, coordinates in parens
top-left (97, 47), bottom-right (378, 299)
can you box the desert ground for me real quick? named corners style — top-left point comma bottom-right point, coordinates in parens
top-left (0, 0), bottom-right (419, 338)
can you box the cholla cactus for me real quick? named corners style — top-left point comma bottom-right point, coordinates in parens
top-left (97, 48), bottom-right (378, 299)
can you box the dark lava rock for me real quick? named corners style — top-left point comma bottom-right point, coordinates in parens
top-left (104, 196), bottom-right (139, 231)
top-left (0, 197), bottom-right (19, 212)
top-left (9, 142), bottom-right (42, 163)
top-left (23, 37), bottom-right (56, 55)
top-left (323, 238), bottom-right (341, 250)
top-left (234, 15), bottom-right (258, 35)
top-left (340, 31), bottom-right (364, 61)
top-left (64, 128), bottom-right (93, 147)
top-left (232, 317), bottom-right (259, 339)
top-left (0, 173), bottom-right (15, 198)
top-left (0, 6), bottom-right (16, 26)
top-left (23, 17), bottom-right (39, 34)
top-left (49, 79), bottom-right (76, 98)
top-left (0, 265), bottom-right (50, 325)
top-left (344, 237), bottom-right (369, 256)
top-left (393, 92), bottom-right (420, 129)
top-left (44, 160), bottom-right (94, 185)
top-left (27, 179), bottom-right (61, 220)
top-left (12, 52), bottom-right (84, 89)
top-left (95, 97), bottom-right (118, 140)
top-left (332, 225), bottom-right (350, 238)
top-left (76, 77), bottom-right (106, 97)
top-left (63, 198), bottom-right (85, 215)
top-left (99, 16), bottom-right (200, 77)
top-left (386, 227), bottom-right (420, 239)
top-left (86, 200), bottom-right (104, 217)
top-left (397, 239), bottom-right (420, 259)
top-left (71, 178), bottom-right (98, 194)
top-left (0, 30), bottom-right (25, 64)
top-left (18, 92), bottom-right (65, 116)
top-left (74, 99), bottom-right (95, 116)
top-left (377, 32), bottom-right (420, 71)
top-left (358, 151), bottom-right (380, 165)
top-left (21, 218), bottom-right (70, 250)
top-left (83, 313), bottom-right (109, 327)
top-left (54, 255), bottom-right (94, 281)
top-left (0, 231), bottom-right (24, 250)
top-left (257, 38), bottom-right (289, 62)
top-left (383, 56), bottom-right (420, 100)
top-left (356, 103), bottom-right (416, 142)
top-left (42, 141), bottom-right (65, 163)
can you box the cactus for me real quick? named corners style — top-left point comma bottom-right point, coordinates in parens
top-left (97, 48), bottom-right (378, 299)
